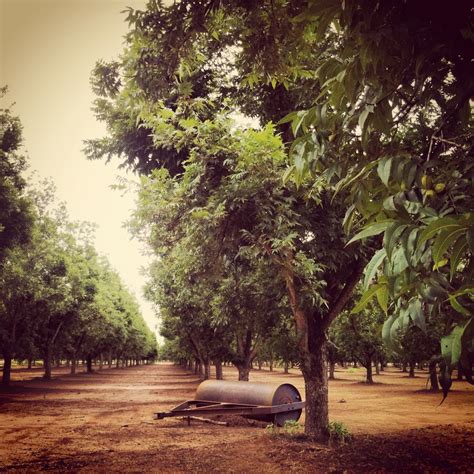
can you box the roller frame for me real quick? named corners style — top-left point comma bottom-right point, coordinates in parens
top-left (155, 399), bottom-right (305, 420)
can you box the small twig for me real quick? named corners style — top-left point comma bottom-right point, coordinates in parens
top-left (431, 136), bottom-right (462, 147)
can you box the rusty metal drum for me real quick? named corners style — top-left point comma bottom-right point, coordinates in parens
top-left (195, 380), bottom-right (303, 426)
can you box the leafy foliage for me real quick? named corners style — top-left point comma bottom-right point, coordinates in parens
top-left (0, 87), bottom-right (33, 264)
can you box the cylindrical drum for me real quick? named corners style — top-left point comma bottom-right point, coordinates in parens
top-left (195, 380), bottom-right (303, 426)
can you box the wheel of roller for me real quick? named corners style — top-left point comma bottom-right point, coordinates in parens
top-left (272, 383), bottom-right (303, 427)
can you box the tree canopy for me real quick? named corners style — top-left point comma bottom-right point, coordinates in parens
top-left (87, 0), bottom-right (473, 439)
top-left (0, 104), bottom-right (157, 385)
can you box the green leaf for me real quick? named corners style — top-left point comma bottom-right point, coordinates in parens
top-left (351, 284), bottom-right (382, 313)
top-left (382, 315), bottom-right (396, 343)
top-left (335, 160), bottom-right (378, 195)
top-left (384, 222), bottom-right (409, 261)
top-left (441, 326), bottom-right (463, 369)
top-left (431, 227), bottom-right (464, 266)
top-left (282, 164), bottom-right (296, 184)
top-left (363, 248), bottom-right (386, 289)
top-left (389, 315), bottom-right (404, 341)
top-left (403, 227), bottom-right (420, 265)
top-left (418, 217), bottom-right (458, 245)
top-left (277, 111), bottom-right (297, 125)
top-left (343, 204), bottom-right (356, 235)
top-left (291, 111), bottom-right (307, 137)
top-left (408, 298), bottom-right (425, 333)
top-left (390, 246), bottom-right (409, 274)
top-left (448, 289), bottom-right (472, 316)
top-left (346, 220), bottom-right (394, 246)
top-left (376, 285), bottom-right (389, 314)
top-left (358, 104), bottom-right (374, 133)
top-left (377, 156), bottom-right (392, 187)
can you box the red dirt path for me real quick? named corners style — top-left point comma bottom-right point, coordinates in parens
top-left (0, 362), bottom-right (473, 472)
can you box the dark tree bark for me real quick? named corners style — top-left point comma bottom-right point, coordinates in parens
top-left (86, 356), bottom-right (93, 373)
top-left (300, 333), bottom-right (330, 442)
top-left (70, 356), bottom-right (77, 375)
top-left (236, 363), bottom-right (251, 381)
top-left (2, 352), bottom-right (12, 386)
top-left (409, 362), bottom-right (415, 378)
top-left (429, 359), bottom-right (440, 391)
top-left (284, 361), bottom-right (289, 374)
top-left (43, 345), bottom-right (52, 380)
top-left (233, 330), bottom-right (258, 382)
top-left (328, 361), bottom-right (335, 380)
top-left (365, 359), bottom-right (374, 384)
top-left (215, 359), bottom-right (223, 380)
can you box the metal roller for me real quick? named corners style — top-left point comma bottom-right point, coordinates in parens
top-left (156, 380), bottom-right (304, 426)
top-left (195, 380), bottom-right (303, 425)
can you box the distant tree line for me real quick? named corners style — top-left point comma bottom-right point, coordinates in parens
top-left (0, 88), bottom-right (157, 386)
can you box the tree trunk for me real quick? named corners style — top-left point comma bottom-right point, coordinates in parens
top-left (328, 361), bottom-right (335, 380)
top-left (269, 358), bottom-right (274, 372)
top-left (236, 364), bottom-right (251, 381)
top-left (300, 340), bottom-right (329, 442)
top-left (402, 362), bottom-right (407, 372)
top-left (86, 356), bottom-right (93, 373)
top-left (198, 360), bottom-right (204, 379)
top-left (375, 361), bottom-right (380, 375)
top-left (284, 361), bottom-right (289, 374)
top-left (70, 356), bottom-right (76, 375)
top-left (429, 359), bottom-right (439, 391)
top-left (108, 355), bottom-right (113, 368)
top-left (27, 358), bottom-right (33, 370)
top-left (43, 346), bottom-right (52, 380)
top-left (99, 354), bottom-right (103, 370)
top-left (204, 360), bottom-right (211, 380)
top-left (2, 353), bottom-right (12, 386)
top-left (409, 362), bottom-right (415, 378)
top-left (215, 359), bottom-right (223, 380)
top-left (365, 360), bottom-right (374, 384)
top-left (258, 359), bottom-right (262, 370)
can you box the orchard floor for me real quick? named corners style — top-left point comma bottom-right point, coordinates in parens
top-left (0, 362), bottom-right (473, 473)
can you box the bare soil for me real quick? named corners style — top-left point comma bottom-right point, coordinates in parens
top-left (0, 362), bottom-right (473, 472)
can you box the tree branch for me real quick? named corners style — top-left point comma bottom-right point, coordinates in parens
top-left (323, 259), bottom-right (364, 331)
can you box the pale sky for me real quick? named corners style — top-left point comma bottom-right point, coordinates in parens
top-left (0, 0), bottom-right (162, 335)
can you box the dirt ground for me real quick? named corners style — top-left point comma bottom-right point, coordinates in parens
top-left (0, 362), bottom-right (473, 473)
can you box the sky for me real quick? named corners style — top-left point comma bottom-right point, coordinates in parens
top-left (0, 0), bottom-right (163, 335)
